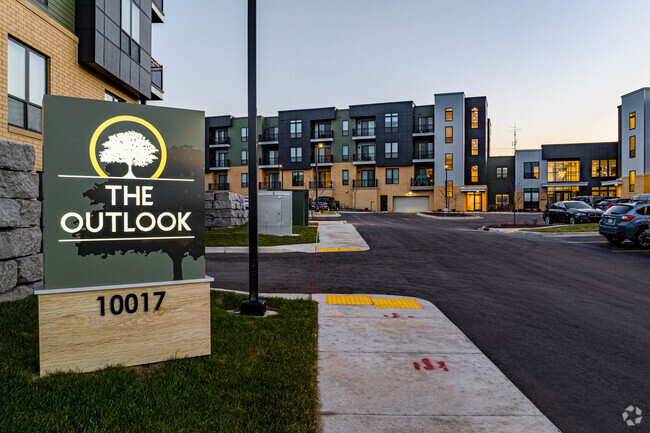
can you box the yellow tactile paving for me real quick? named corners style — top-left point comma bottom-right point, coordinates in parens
top-left (326, 295), bottom-right (373, 305)
top-left (371, 298), bottom-right (423, 309)
top-left (318, 248), bottom-right (340, 252)
top-left (339, 247), bottom-right (361, 251)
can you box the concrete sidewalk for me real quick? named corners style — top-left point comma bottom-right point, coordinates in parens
top-left (311, 293), bottom-right (561, 433)
top-left (205, 221), bottom-right (369, 254)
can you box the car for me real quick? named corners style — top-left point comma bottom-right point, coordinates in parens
top-left (632, 193), bottom-right (650, 202)
top-left (599, 202), bottom-right (650, 246)
top-left (543, 200), bottom-right (604, 225)
top-left (311, 196), bottom-right (337, 211)
top-left (573, 195), bottom-right (614, 207)
top-left (595, 197), bottom-right (626, 211)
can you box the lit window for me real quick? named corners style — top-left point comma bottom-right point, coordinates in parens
top-left (471, 165), bottom-right (478, 182)
top-left (446, 180), bottom-right (453, 197)
top-left (445, 108), bottom-right (453, 121)
top-left (496, 194), bottom-right (509, 206)
top-left (471, 139), bottom-right (478, 155)
top-left (524, 162), bottom-right (539, 179)
top-left (471, 107), bottom-right (478, 128)
top-left (241, 127), bottom-right (248, 142)
top-left (547, 161), bottom-right (580, 182)
top-left (629, 112), bottom-right (636, 130)
top-left (8, 38), bottom-right (47, 133)
top-left (630, 170), bottom-right (636, 192)
top-left (290, 120), bottom-right (302, 138)
top-left (445, 153), bottom-right (453, 170)
top-left (445, 126), bottom-right (453, 143)
top-left (386, 168), bottom-right (399, 185)
top-left (630, 136), bottom-right (636, 158)
top-left (591, 159), bottom-right (616, 177)
top-left (496, 167), bottom-right (508, 178)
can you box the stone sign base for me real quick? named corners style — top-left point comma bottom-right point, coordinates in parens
top-left (37, 278), bottom-right (212, 376)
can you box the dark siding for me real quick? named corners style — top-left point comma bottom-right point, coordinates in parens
top-left (27, 0), bottom-right (75, 33)
top-left (464, 97), bottom-right (488, 184)
top-left (205, 116), bottom-right (233, 172)
top-left (486, 156), bottom-right (515, 205)
top-left (278, 107), bottom-right (336, 171)
top-left (541, 142), bottom-right (619, 191)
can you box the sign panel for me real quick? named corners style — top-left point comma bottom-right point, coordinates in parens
top-left (42, 96), bottom-right (206, 290)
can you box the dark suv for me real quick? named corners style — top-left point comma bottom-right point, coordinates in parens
top-left (573, 195), bottom-right (613, 207)
top-left (311, 196), bottom-right (337, 211)
top-left (543, 201), bottom-right (603, 224)
top-left (599, 202), bottom-right (650, 246)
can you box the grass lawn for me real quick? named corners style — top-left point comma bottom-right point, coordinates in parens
top-left (522, 222), bottom-right (600, 233)
top-left (205, 222), bottom-right (318, 247)
top-left (311, 211), bottom-right (338, 215)
top-left (0, 291), bottom-right (318, 432)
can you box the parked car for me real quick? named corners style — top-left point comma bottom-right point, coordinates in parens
top-left (599, 202), bottom-right (650, 246)
top-left (595, 197), bottom-right (625, 211)
top-left (573, 195), bottom-right (614, 207)
top-left (632, 194), bottom-right (650, 202)
top-left (543, 201), bottom-right (604, 225)
top-left (311, 196), bottom-right (337, 211)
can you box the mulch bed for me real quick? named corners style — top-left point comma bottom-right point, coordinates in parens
top-left (423, 212), bottom-right (471, 217)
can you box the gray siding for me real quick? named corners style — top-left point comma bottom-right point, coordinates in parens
top-left (434, 93), bottom-right (464, 186)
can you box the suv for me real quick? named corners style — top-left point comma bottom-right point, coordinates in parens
top-left (573, 195), bottom-right (613, 207)
top-left (311, 196), bottom-right (337, 211)
top-left (599, 202), bottom-right (650, 246)
top-left (632, 194), bottom-right (650, 202)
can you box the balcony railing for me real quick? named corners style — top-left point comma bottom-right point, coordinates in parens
top-left (209, 136), bottom-right (230, 145)
top-left (311, 130), bottom-right (333, 139)
top-left (415, 124), bottom-right (434, 133)
top-left (411, 177), bottom-right (434, 187)
top-left (208, 183), bottom-right (230, 191)
top-left (353, 127), bottom-right (375, 137)
top-left (413, 150), bottom-right (434, 159)
top-left (353, 179), bottom-right (378, 188)
top-left (353, 153), bottom-right (375, 162)
top-left (259, 156), bottom-right (279, 166)
top-left (209, 159), bottom-right (230, 168)
top-left (151, 58), bottom-right (163, 91)
top-left (309, 180), bottom-right (333, 189)
top-left (292, 179), bottom-right (304, 187)
top-left (259, 181), bottom-right (282, 190)
top-left (311, 154), bottom-right (333, 164)
top-left (259, 131), bottom-right (279, 142)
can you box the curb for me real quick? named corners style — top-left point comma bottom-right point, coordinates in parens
top-left (416, 212), bottom-right (482, 220)
top-left (483, 226), bottom-right (601, 237)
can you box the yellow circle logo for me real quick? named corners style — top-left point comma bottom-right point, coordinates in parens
top-left (89, 115), bottom-right (167, 178)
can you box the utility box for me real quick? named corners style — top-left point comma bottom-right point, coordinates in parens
top-left (258, 191), bottom-right (293, 236)
top-left (292, 190), bottom-right (309, 226)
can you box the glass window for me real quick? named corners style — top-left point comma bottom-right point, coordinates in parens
top-left (418, 116), bottom-right (433, 133)
top-left (290, 120), bottom-right (302, 138)
top-left (342, 120), bottom-right (349, 136)
top-left (241, 173), bottom-right (249, 188)
top-left (446, 180), bottom-right (453, 197)
top-left (630, 136), bottom-right (636, 158)
top-left (104, 91), bottom-right (124, 102)
top-left (445, 126), bottom-right (453, 143)
top-left (342, 145), bottom-right (349, 161)
top-left (591, 159), bottom-right (616, 177)
top-left (445, 153), bottom-right (453, 170)
top-left (524, 188), bottom-right (539, 210)
top-left (290, 147), bottom-right (302, 163)
top-left (292, 171), bottom-right (304, 186)
top-left (241, 150), bottom-right (248, 165)
top-left (630, 170), bottom-right (636, 192)
top-left (471, 139), bottom-right (478, 155)
top-left (547, 161), bottom-right (580, 182)
top-left (471, 165), bottom-right (478, 182)
top-left (131, 4), bottom-right (140, 43)
top-left (385, 142), bottom-right (398, 158)
top-left (120, 1), bottom-right (140, 60)
top-left (268, 126), bottom-right (279, 140)
top-left (445, 107), bottom-right (453, 121)
top-left (496, 194), bottom-right (509, 205)
top-left (8, 39), bottom-right (46, 133)
top-left (342, 169), bottom-right (349, 185)
top-left (524, 162), bottom-right (539, 179)
top-left (629, 112), bottom-right (636, 130)
top-left (384, 113), bottom-right (398, 132)
top-left (241, 127), bottom-right (248, 142)
top-left (416, 142), bottom-right (433, 159)
top-left (386, 168), bottom-right (399, 184)
top-left (471, 107), bottom-right (478, 128)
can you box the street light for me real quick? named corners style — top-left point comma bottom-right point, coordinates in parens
top-left (314, 143), bottom-right (324, 214)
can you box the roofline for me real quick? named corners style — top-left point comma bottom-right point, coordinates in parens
top-left (621, 87), bottom-right (650, 99)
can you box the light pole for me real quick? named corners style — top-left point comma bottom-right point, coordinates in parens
top-left (314, 143), bottom-right (323, 213)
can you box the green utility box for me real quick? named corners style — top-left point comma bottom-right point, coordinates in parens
top-left (291, 190), bottom-right (309, 226)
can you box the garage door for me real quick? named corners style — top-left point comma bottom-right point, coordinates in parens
top-left (393, 196), bottom-right (429, 213)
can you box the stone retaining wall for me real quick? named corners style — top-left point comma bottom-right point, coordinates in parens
top-left (0, 141), bottom-right (42, 302)
top-left (205, 192), bottom-right (248, 229)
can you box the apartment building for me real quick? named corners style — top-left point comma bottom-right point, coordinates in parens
top-left (205, 92), bottom-right (491, 212)
top-left (619, 88), bottom-right (650, 197)
top-left (2, 0), bottom-right (165, 171)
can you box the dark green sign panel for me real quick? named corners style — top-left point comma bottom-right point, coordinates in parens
top-left (43, 96), bottom-right (205, 290)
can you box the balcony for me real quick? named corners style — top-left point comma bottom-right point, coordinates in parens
top-left (152, 0), bottom-right (164, 22)
top-left (309, 180), bottom-right (333, 189)
top-left (151, 58), bottom-right (163, 100)
top-left (353, 153), bottom-right (376, 165)
top-left (410, 177), bottom-right (434, 190)
top-left (259, 156), bottom-right (280, 168)
top-left (209, 136), bottom-right (230, 148)
top-left (311, 154), bottom-right (333, 166)
top-left (209, 159), bottom-right (230, 170)
top-left (352, 127), bottom-right (376, 140)
top-left (208, 183), bottom-right (230, 191)
top-left (259, 131), bottom-right (279, 145)
top-left (413, 149), bottom-right (434, 162)
top-left (259, 181), bottom-right (283, 190)
top-left (413, 124), bottom-right (434, 136)
top-left (353, 179), bottom-right (378, 188)
top-left (311, 130), bottom-right (333, 142)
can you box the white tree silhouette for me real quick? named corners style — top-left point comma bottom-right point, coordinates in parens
top-left (99, 131), bottom-right (159, 178)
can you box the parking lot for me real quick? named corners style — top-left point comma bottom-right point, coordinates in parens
top-left (206, 212), bottom-right (650, 433)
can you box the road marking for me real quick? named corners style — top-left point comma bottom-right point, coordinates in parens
top-left (318, 247), bottom-right (362, 252)
top-left (326, 295), bottom-right (373, 305)
top-left (371, 298), bottom-right (422, 309)
top-left (339, 247), bottom-right (361, 251)
top-left (333, 311), bottom-right (340, 319)
top-left (413, 358), bottom-right (449, 372)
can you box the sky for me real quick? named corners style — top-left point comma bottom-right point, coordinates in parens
top-left (151, 0), bottom-right (650, 155)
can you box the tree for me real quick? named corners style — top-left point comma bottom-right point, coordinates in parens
top-left (99, 131), bottom-right (159, 178)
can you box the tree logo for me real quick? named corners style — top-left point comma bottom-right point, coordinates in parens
top-left (622, 406), bottom-right (642, 426)
top-left (89, 115), bottom-right (167, 179)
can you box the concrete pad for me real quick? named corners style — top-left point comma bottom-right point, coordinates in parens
top-left (320, 415), bottom-right (560, 433)
top-left (318, 352), bottom-right (542, 417)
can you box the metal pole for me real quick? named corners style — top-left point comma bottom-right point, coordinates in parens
top-left (241, 0), bottom-right (265, 316)
top-left (315, 145), bottom-right (319, 213)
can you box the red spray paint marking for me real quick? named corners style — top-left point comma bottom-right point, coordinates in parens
top-left (421, 358), bottom-right (435, 370)
top-left (413, 362), bottom-right (421, 370)
top-left (383, 313), bottom-right (402, 318)
top-left (408, 316), bottom-right (414, 318)
top-left (413, 358), bottom-right (450, 372)
top-left (437, 361), bottom-right (449, 372)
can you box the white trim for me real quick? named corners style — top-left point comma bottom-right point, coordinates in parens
top-left (35, 276), bottom-right (214, 295)
top-left (460, 187), bottom-right (486, 192)
top-left (601, 179), bottom-right (622, 186)
top-left (541, 182), bottom-right (589, 187)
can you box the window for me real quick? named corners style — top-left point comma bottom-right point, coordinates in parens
top-left (547, 161), bottom-right (580, 182)
top-left (268, 150), bottom-right (279, 165)
top-left (121, 0), bottom-right (141, 62)
top-left (241, 150), bottom-right (248, 165)
top-left (445, 126), bottom-right (453, 143)
top-left (629, 112), bottom-right (636, 130)
top-left (241, 173), bottom-right (249, 188)
top-left (471, 107), bottom-right (478, 128)
top-left (384, 113), bottom-right (398, 132)
top-left (471, 139), bottom-right (478, 155)
top-left (630, 136), bottom-right (636, 158)
top-left (292, 171), bottom-right (304, 186)
top-left (241, 127), bottom-right (248, 142)
top-left (445, 153), bottom-right (453, 170)
top-left (104, 91), bottom-right (124, 102)
top-left (290, 120), bottom-right (302, 138)
top-left (591, 159), bottom-right (617, 177)
top-left (592, 186), bottom-right (617, 196)
top-left (445, 107), bottom-right (453, 121)
top-left (342, 169), bottom-right (349, 185)
top-left (524, 162), bottom-right (539, 179)
top-left (471, 165), bottom-right (478, 182)
top-left (342, 145), bottom-right (349, 161)
top-left (360, 169), bottom-right (375, 187)
top-left (418, 116), bottom-right (433, 133)
top-left (385, 142), bottom-right (398, 159)
top-left (386, 168), bottom-right (399, 184)
top-left (496, 194), bottom-right (509, 206)
top-left (342, 120), bottom-right (349, 136)
top-left (357, 119), bottom-right (375, 136)
top-left (290, 147), bottom-right (302, 163)
top-left (630, 170), bottom-right (636, 192)
top-left (496, 167), bottom-right (508, 178)
top-left (416, 142), bottom-right (433, 159)
top-left (446, 180), bottom-right (453, 197)
top-left (8, 38), bottom-right (47, 133)
top-left (524, 188), bottom-right (539, 210)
